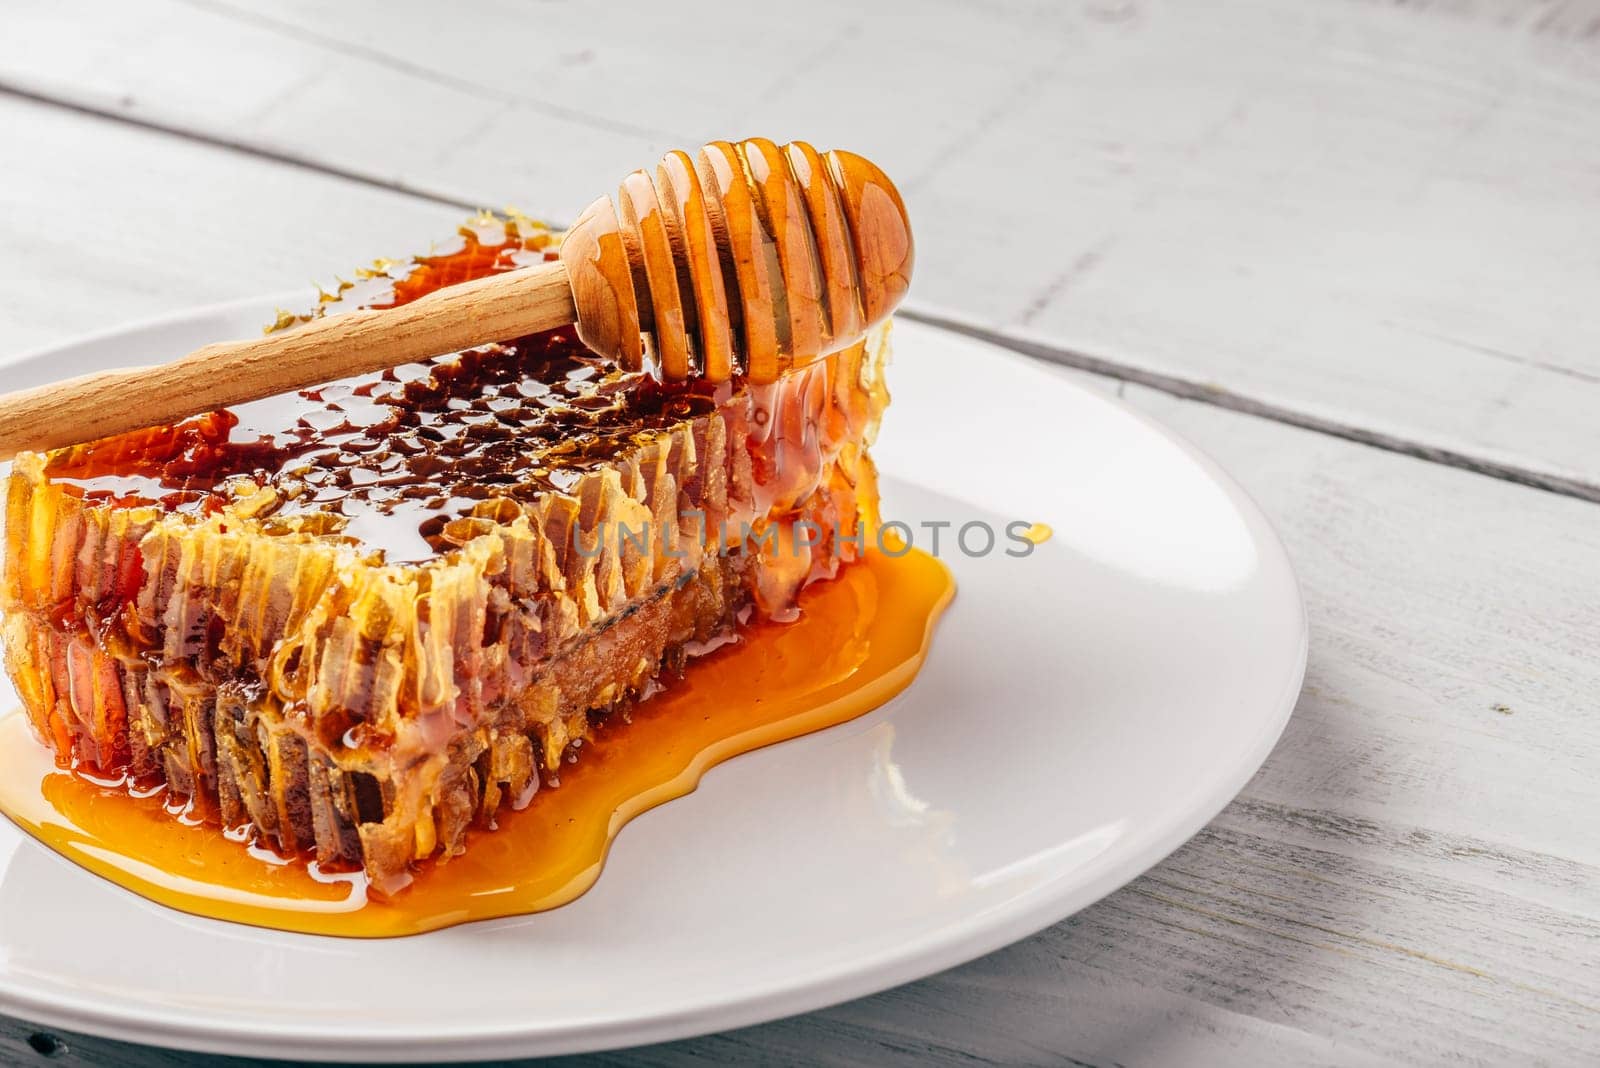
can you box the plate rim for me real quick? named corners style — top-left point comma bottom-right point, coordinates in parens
top-left (0, 297), bottom-right (1308, 1061)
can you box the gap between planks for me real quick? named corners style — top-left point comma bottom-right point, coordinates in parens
top-left (8, 78), bottom-right (1599, 509)
top-left (0, 78), bottom-right (480, 213)
top-left (902, 310), bottom-right (1600, 506)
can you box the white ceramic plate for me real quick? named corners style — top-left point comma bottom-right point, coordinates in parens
top-left (0, 303), bottom-right (1306, 1061)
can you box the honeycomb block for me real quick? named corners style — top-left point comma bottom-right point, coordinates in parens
top-left (1, 215), bottom-right (891, 893)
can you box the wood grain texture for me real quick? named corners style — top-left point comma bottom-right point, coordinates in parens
top-left (0, 16), bottom-right (1598, 1066)
top-left (4, 0), bottom-right (1600, 488)
top-left (0, 96), bottom-right (460, 362)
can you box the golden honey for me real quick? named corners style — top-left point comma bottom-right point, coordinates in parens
top-left (0, 547), bottom-right (952, 937)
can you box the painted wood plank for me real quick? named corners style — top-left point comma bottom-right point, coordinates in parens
top-left (0, 89), bottom-right (1598, 1066)
top-left (0, 97), bottom-right (462, 358)
top-left (4, 0), bottom-right (1600, 488)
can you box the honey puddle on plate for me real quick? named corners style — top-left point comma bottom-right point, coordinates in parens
top-left (0, 548), bottom-right (954, 938)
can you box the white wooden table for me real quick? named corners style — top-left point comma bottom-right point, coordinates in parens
top-left (2, 2), bottom-right (1597, 1064)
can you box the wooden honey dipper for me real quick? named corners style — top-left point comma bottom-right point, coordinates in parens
top-left (0, 138), bottom-right (912, 460)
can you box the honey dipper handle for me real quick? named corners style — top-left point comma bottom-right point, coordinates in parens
top-left (0, 262), bottom-right (577, 461)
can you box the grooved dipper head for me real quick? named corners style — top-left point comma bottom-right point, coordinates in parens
top-left (560, 139), bottom-right (913, 384)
